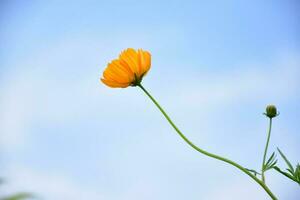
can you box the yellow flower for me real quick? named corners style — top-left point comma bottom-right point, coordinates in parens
top-left (101, 48), bottom-right (151, 88)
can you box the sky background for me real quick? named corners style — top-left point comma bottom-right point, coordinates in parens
top-left (0, 0), bottom-right (299, 199)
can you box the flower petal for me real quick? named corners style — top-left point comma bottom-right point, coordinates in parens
top-left (138, 49), bottom-right (151, 75)
top-left (101, 78), bottom-right (130, 88)
top-left (119, 48), bottom-right (141, 76)
top-left (103, 60), bottom-right (133, 83)
top-left (100, 48), bottom-right (151, 88)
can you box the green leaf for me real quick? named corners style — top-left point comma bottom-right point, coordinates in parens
top-left (277, 147), bottom-right (294, 173)
top-left (1, 193), bottom-right (33, 200)
top-left (270, 160), bottom-right (277, 168)
top-left (266, 152), bottom-right (275, 164)
top-left (265, 160), bottom-right (278, 171)
top-left (287, 169), bottom-right (294, 176)
top-left (294, 164), bottom-right (300, 184)
top-left (273, 166), bottom-right (295, 180)
top-left (266, 152), bottom-right (275, 166)
top-left (245, 168), bottom-right (261, 176)
top-left (263, 152), bottom-right (277, 171)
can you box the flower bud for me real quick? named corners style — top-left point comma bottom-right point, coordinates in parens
top-left (265, 105), bottom-right (278, 118)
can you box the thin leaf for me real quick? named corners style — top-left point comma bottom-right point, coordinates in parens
top-left (294, 164), bottom-right (300, 184)
top-left (269, 160), bottom-right (277, 168)
top-left (265, 159), bottom-right (277, 171)
top-left (273, 166), bottom-right (295, 180)
top-left (287, 168), bottom-right (295, 176)
top-left (263, 152), bottom-right (277, 172)
top-left (266, 152), bottom-right (275, 166)
top-left (277, 147), bottom-right (294, 173)
top-left (245, 168), bottom-right (261, 176)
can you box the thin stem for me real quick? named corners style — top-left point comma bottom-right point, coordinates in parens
top-left (138, 84), bottom-right (277, 200)
top-left (261, 118), bottom-right (273, 183)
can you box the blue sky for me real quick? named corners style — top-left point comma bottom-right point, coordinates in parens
top-left (0, 0), bottom-right (299, 199)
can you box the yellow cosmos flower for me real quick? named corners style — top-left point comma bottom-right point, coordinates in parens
top-left (101, 48), bottom-right (151, 88)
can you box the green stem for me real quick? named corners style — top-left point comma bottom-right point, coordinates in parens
top-left (262, 118), bottom-right (272, 183)
top-left (138, 84), bottom-right (277, 200)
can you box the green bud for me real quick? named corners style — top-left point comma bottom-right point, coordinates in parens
top-left (265, 105), bottom-right (278, 118)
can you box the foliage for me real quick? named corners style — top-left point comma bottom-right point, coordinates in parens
top-left (273, 148), bottom-right (300, 185)
top-left (0, 193), bottom-right (33, 200)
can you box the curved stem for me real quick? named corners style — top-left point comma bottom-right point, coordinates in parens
top-left (261, 118), bottom-right (273, 183)
top-left (138, 84), bottom-right (277, 200)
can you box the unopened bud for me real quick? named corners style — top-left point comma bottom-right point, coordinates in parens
top-left (265, 105), bottom-right (278, 118)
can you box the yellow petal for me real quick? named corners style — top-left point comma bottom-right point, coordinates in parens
top-left (137, 49), bottom-right (144, 74)
top-left (143, 51), bottom-right (151, 73)
top-left (109, 60), bottom-right (133, 82)
top-left (103, 70), bottom-right (123, 83)
top-left (100, 48), bottom-right (152, 88)
top-left (138, 49), bottom-right (151, 75)
top-left (119, 48), bottom-right (141, 76)
top-left (101, 78), bottom-right (130, 88)
top-left (119, 59), bottom-right (134, 77)
top-left (103, 60), bottom-right (133, 83)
